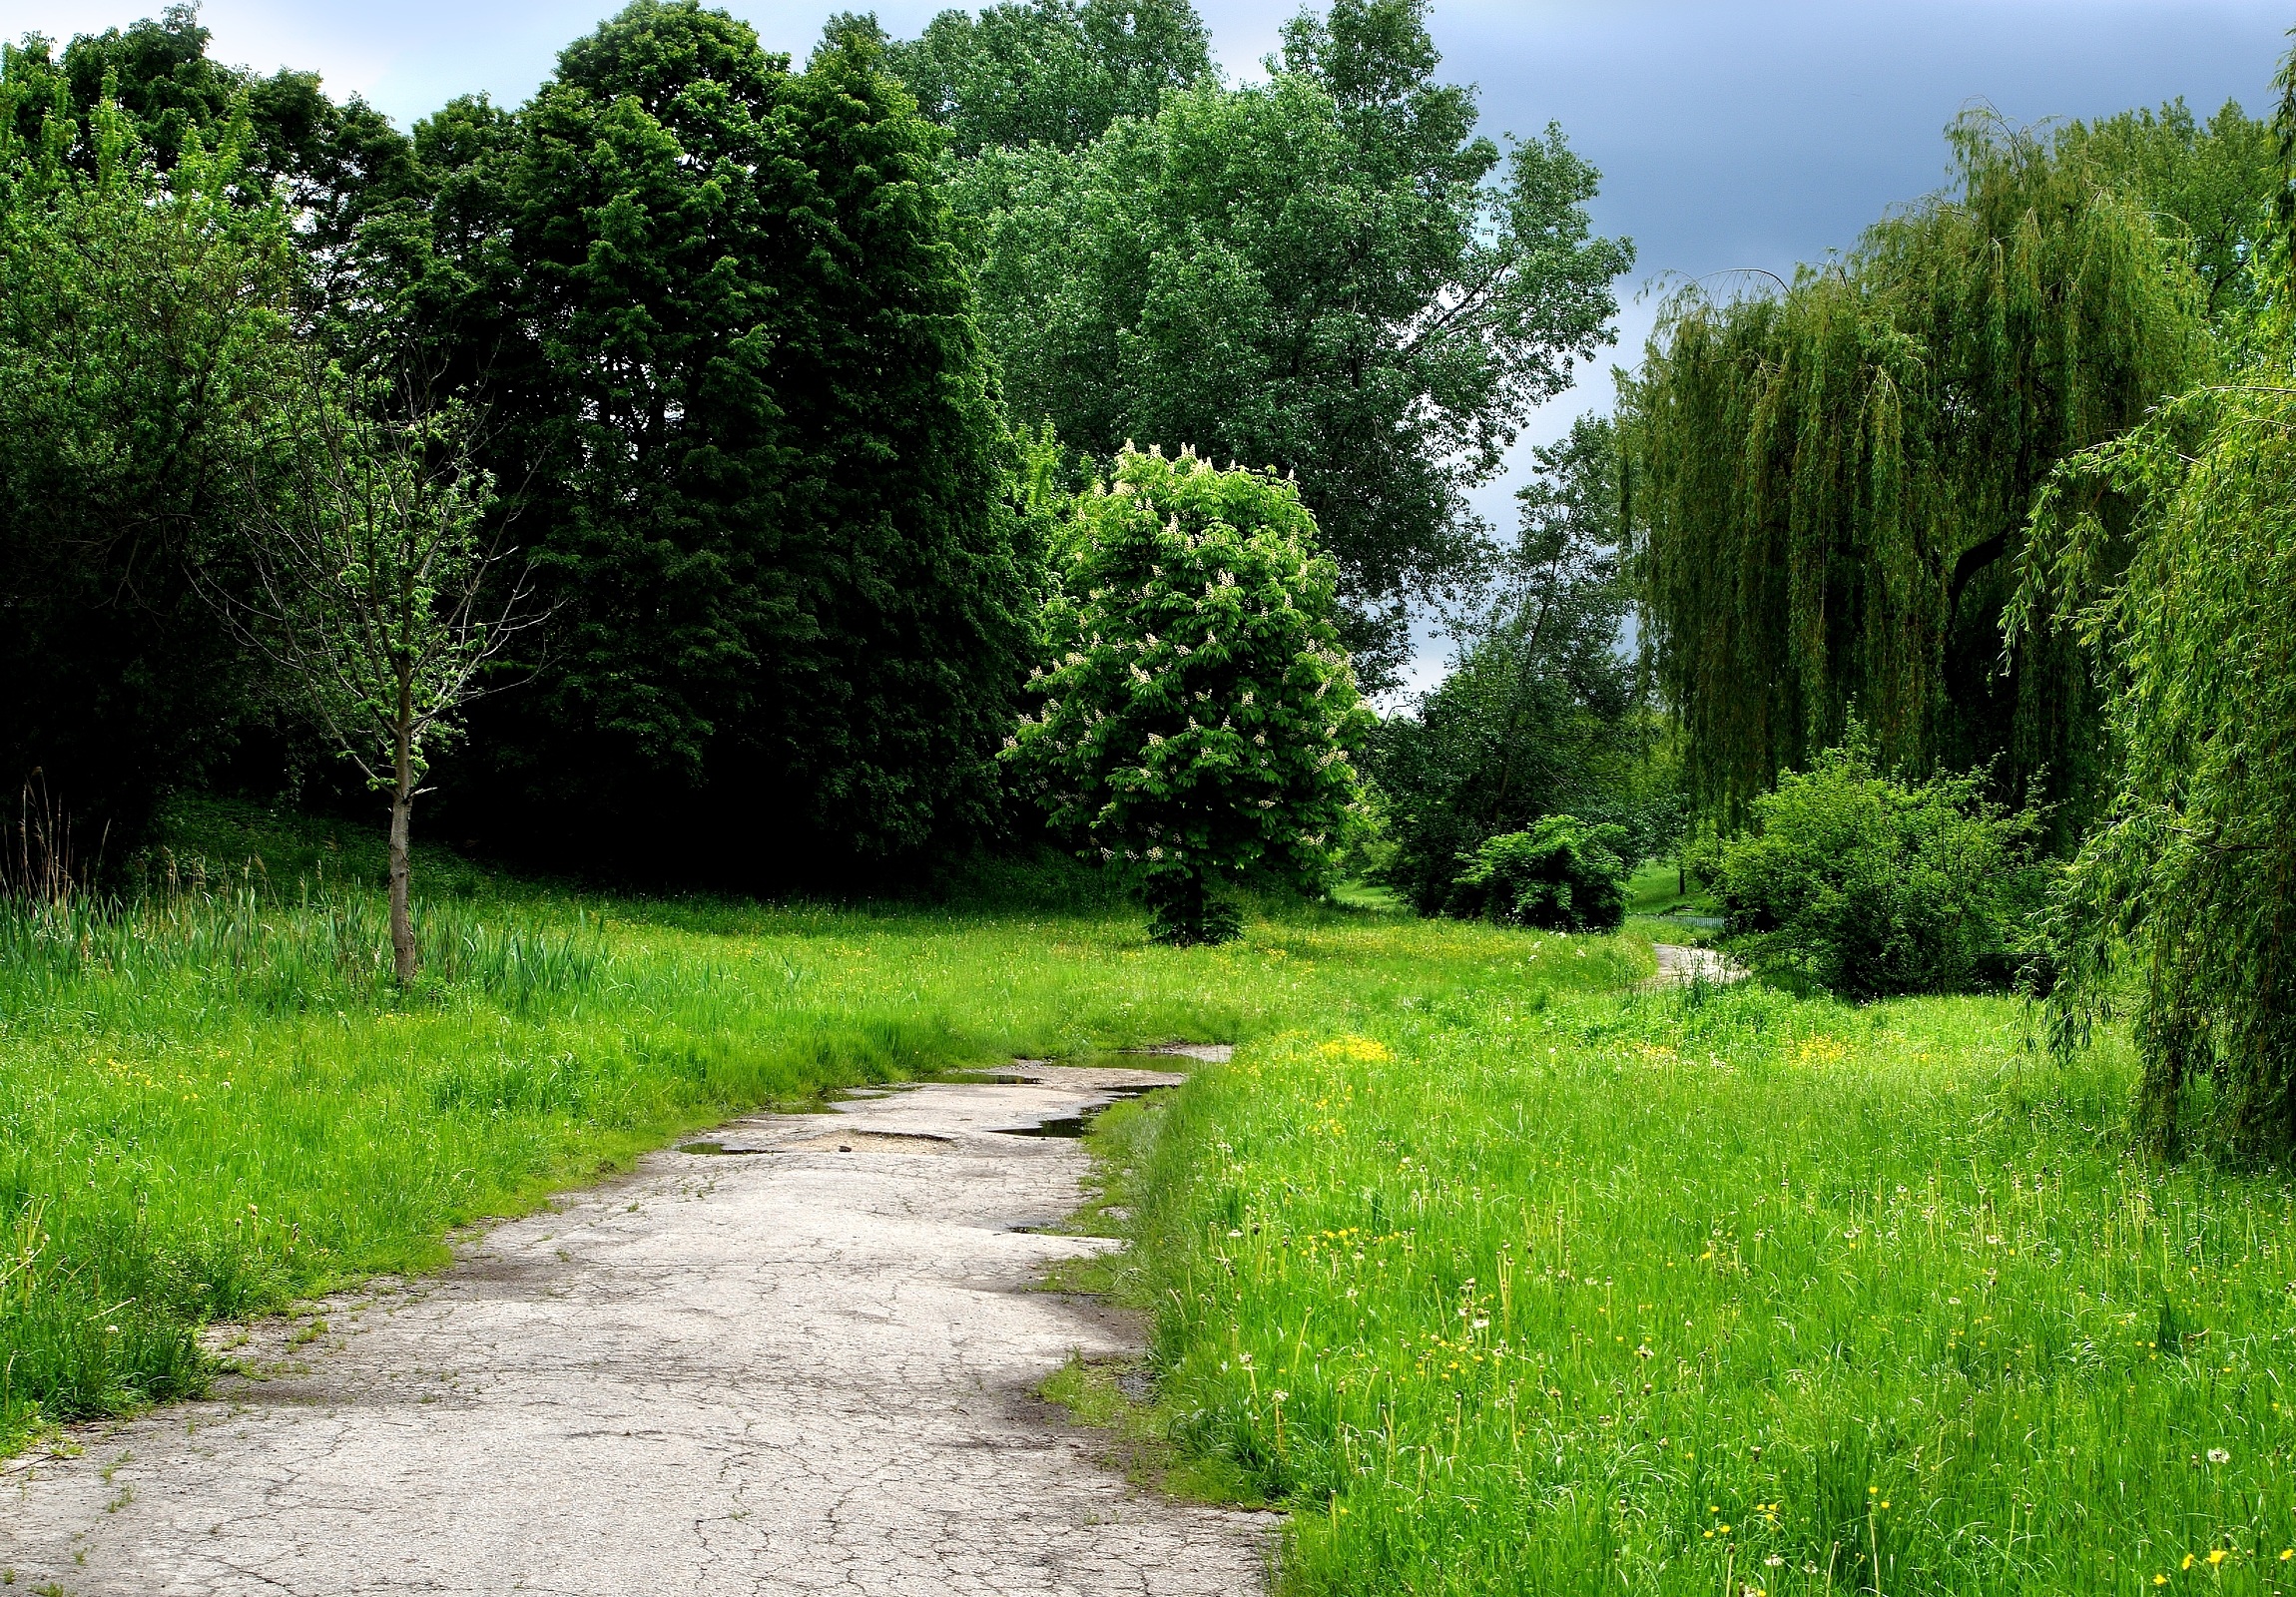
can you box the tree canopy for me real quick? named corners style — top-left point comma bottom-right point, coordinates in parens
top-left (2015, 58), bottom-right (2296, 1151)
top-left (392, 3), bottom-right (1038, 876)
top-left (951, 0), bottom-right (1631, 685)
top-left (844, 0), bottom-right (1213, 157)
top-left (1623, 112), bottom-right (2222, 834)
top-left (1, 5), bottom-right (417, 260)
top-left (2052, 97), bottom-right (2276, 323)
top-left (0, 73), bottom-right (303, 844)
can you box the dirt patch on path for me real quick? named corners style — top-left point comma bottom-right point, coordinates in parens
top-left (0, 1067), bottom-right (1271, 1596)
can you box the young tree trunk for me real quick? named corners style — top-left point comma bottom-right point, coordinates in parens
top-left (388, 703), bottom-right (417, 986)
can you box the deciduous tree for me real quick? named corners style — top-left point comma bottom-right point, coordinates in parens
top-left (1008, 447), bottom-right (1370, 944)
top-left (2015, 52), bottom-right (2296, 1147)
top-left (0, 79), bottom-right (297, 843)
top-left (845, 0), bottom-right (1213, 157)
top-left (403, 4), bottom-right (1037, 877)
top-left (221, 386), bottom-right (540, 983)
top-left (1623, 114), bottom-right (2210, 834)
top-left (955, 0), bottom-right (1630, 685)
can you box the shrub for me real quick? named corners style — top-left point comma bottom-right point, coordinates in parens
top-left (1446, 814), bottom-right (1629, 932)
top-left (1710, 741), bottom-right (2043, 998)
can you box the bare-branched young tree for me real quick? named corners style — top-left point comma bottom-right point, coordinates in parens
top-left (220, 371), bottom-right (544, 983)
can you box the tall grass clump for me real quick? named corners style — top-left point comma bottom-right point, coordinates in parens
top-left (1132, 981), bottom-right (2296, 1595)
top-left (0, 848), bottom-right (614, 1442)
top-left (0, 876), bottom-right (603, 1025)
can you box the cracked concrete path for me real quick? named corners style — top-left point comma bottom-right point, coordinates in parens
top-left (0, 1063), bottom-right (1273, 1596)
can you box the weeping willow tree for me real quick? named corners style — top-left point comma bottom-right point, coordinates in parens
top-left (2012, 52), bottom-right (2296, 1158)
top-left (2014, 367), bottom-right (2296, 1154)
top-left (1623, 113), bottom-right (2212, 833)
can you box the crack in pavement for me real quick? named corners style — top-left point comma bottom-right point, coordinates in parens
top-left (1, 1068), bottom-right (1272, 1595)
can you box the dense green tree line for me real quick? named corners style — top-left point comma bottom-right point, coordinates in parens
top-left (0, 4), bottom-right (1035, 877)
top-left (1615, 62), bottom-right (2296, 1153)
top-left (1, 0), bottom-right (1628, 889)
top-left (399, 6), bottom-right (1036, 871)
top-left (0, 57), bottom-right (300, 841)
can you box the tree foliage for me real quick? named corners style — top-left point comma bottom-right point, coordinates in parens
top-left (2052, 98), bottom-right (2276, 323)
top-left (850, 0), bottom-right (1212, 157)
top-left (2, 6), bottom-right (417, 262)
top-left (1007, 446), bottom-right (1371, 943)
top-left (398, 4), bottom-right (1036, 875)
top-left (954, 0), bottom-right (1631, 684)
top-left (2014, 66), bottom-right (2296, 1149)
top-left (1624, 113), bottom-right (2219, 834)
top-left (1372, 414), bottom-right (1654, 914)
top-left (0, 74), bottom-right (300, 843)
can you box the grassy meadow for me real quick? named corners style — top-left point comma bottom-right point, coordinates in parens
top-left (1115, 983), bottom-right (2296, 1594)
top-left (0, 800), bottom-right (1640, 1453)
top-left (9, 803), bottom-right (2294, 1596)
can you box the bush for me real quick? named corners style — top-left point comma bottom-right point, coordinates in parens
top-left (1711, 742), bottom-right (2043, 998)
top-left (1446, 814), bottom-right (1629, 932)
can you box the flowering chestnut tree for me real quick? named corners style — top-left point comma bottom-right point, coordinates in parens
top-left (1006, 445), bottom-right (1372, 944)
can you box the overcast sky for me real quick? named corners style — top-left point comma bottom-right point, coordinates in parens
top-left (7, 0), bottom-right (2291, 686)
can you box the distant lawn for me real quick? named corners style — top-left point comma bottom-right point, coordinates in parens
top-left (1626, 855), bottom-right (1715, 918)
top-left (0, 798), bottom-right (1641, 1453)
top-left (1329, 877), bottom-right (1410, 913)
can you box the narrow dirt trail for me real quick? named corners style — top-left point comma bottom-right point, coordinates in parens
top-left (1, 1065), bottom-right (1271, 1596)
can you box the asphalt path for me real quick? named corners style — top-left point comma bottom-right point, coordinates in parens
top-left (1, 1062), bottom-right (1270, 1596)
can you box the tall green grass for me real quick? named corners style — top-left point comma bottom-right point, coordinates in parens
top-left (0, 800), bottom-right (1636, 1452)
top-left (1128, 979), bottom-right (2296, 1594)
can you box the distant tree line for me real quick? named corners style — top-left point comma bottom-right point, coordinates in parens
top-left (0, 0), bottom-right (1627, 897)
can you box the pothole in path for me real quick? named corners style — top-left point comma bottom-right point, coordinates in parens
top-left (679, 1131), bottom-right (957, 1156)
top-left (999, 1115), bottom-right (1091, 1140)
top-left (994, 1083), bottom-right (1174, 1139)
top-left (784, 1131), bottom-right (958, 1155)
